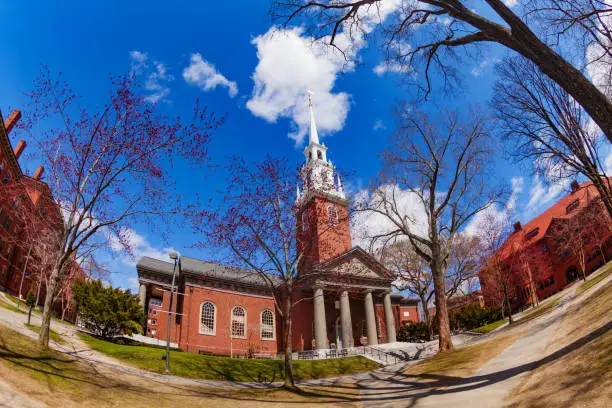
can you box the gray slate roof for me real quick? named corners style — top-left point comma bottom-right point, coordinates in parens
top-left (136, 255), bottom-right (281, 289)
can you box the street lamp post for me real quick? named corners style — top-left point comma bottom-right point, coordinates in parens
top-left (16, 242), bottom-right (33, 310)
top-left (166, 251), bottom-right (180, 374)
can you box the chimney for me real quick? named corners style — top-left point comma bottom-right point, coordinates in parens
top-left (13, 140), bottom-right (26, 160)
top-left (4, 110), bottom-right (21, 134)
top-left (513, 221), bottom-right (522, 232)
top-left (570, 180), bottom-right (580, 193)
top-left (33, 165), bottom-right (44, 180)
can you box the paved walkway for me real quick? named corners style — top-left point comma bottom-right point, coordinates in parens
top-left (0, 268), bottom-right (609, 407)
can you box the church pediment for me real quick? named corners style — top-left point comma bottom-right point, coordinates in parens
top-left (312, 246), bottom-right (392, 282)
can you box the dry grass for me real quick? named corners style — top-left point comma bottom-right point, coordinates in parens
top-left (507, 281), bottom-right (612, 408)
top-left (404, 329), bottom-right (525, 379)
top-left (0, 324), bottom-right (360, 407)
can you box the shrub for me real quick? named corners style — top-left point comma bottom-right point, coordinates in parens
top-left (397, 321), bottom-right (430, 342)
top-left (73, 280), bottom-right (144, 339)
top-left (449, 303), bottom-right (502, 332)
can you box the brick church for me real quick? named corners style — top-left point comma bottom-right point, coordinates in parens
top-left (136, 97), bottom-right (419, 356)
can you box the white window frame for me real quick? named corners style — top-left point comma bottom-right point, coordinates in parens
top-left (260, 309), bottom-right (275, 340)
top-left (199, 301), bottom-right (217, 336)
top-left (231, 306), bottom-right (247, 339)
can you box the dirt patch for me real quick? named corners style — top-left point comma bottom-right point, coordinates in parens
top-left (507, 282), bottom-right (612, 408)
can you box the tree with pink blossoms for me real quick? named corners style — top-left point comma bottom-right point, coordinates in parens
top-left (15, 67), bottom-right (222, 348)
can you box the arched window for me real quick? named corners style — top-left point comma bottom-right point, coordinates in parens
top-left (302, 212), bottom-right (309, 231)
top-left (260, 309), bottom-right (275, 340)
top-left (327, 205), bottom-right (338, 226)
top-left (231, 306), bottom-right (246, 338)
top-left (317, 150), bottom-right (323, 160)
top-left (199, 301), bottom-right (216, 335)
top-left (308, 151), bottom-right (312, 161)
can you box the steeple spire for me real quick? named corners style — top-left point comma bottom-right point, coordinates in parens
top-left (307, 90), bottom-right (320, 145)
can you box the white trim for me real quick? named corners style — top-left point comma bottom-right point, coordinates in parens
top-left (231, 305), bottom-right (247, 339)
top-left (199, 301), bottom-right (216, 336)
top-left (184, 283), bottom-right (274, 300)
top-left (260, 309), bottom-right (275, 341)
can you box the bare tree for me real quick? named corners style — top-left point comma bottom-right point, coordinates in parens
top-left (381, 233), bottom-right (480, 340)
top-left (356, 108), bottom-right (499, 351)
top-left (275, 0), bottom-right (612, 143)
top-left (477, 212), bottom-right (517, 323)
top-left (493, 56), bottom-right (612, 218)
top-left (14, 67), bottom-right (220, 348)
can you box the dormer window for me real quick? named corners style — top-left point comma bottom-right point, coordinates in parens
top-left (525, 227), bottom-right (539, 240)
top-left (566, 199), bottom-right (579, 213)
top-left (327, 205), bottom-right (338, 226)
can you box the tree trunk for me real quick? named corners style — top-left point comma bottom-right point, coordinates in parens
top-left (506, 18), bottom-right (612, 143)
top-left (28, 307), bottom-right (32, 325)
top-left (431, 258), bottom-right (453, 352)
top-left (420, 296), bottom-right (433, 341)
top-left (283, 292), bottom-right (295, 388)
top-left (505, 294), bottom-right (513, 325)
top-left (38, 263), bottom-right (61, 348)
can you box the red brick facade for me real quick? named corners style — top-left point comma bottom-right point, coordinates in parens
top-left (479, 180), bottom-right (612, 310)
top-left (0, 109), bottom-right (80, 322)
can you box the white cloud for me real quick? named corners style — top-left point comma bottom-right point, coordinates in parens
top-left (586, 12), bottom-right (612, 99)
top-left (247, 2), bottom-right (403, 145)
top-left (503, 0), bottom-right (519, 7)
top-left (127, 277), bottom-right (139, 292)
top-left (246, 27), bottom-right (351, 145)
top-left (463, 176), bottom-right (524, 236)
top-left (373, 119), bottom-right (386, 131)
top-left (129, 51), bottom-right (174, 103)
top-left (183, 53), bottom-right (238, 98)
top-left (110, 228), bottom-right (177, 267)
top-left (526, 175), bottom-right (568, 211)
top-left (471, 58), bottom-right (500, 77)
top-left (351, 184), bottom-right (429, 250)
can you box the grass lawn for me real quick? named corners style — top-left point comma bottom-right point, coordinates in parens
top-left (404, 329), bottom-right (525, 379)
top-left (0, 324), bottom-right (361, 407)
top-left (78, 332), bottom-right (379, 382)
top-left (507, 280), bottom-right (612, 407)
top-left (4, 294), bottom-right (74, 326)
top-left (24, 323), bottom-right (65, 344)
top-left (0, 298), bottom-right (26, 314)
top-left (514, 297), bottom-right (561, 326)
top-left (577, 261), bottom-right (612, 295)
top-left (472, 319), bottom-right (507, 334)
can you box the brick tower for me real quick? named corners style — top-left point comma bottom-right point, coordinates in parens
top-left (295, 92), bottom-right (352, 272)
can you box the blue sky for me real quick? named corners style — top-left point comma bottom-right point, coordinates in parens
top-left (0, 1), bottom-right (584, 291)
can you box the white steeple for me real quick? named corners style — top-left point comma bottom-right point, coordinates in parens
top-left (308, 90), bottom-right (320, 145)
top-left (297, 91), bottom-right (346, 205)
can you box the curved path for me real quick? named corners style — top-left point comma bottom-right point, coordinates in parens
top-left (0, 268), bottom-right (609, 407)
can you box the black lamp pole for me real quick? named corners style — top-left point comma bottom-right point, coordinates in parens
top-left (166, 252), bottom-right (179, 374)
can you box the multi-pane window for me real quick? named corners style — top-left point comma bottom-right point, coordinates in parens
top-left (200, 301), bottom-right (216, 335)
top-left (327, 205), bottom-right (338, 226)
top-left (261, 309), bottom-right (275, 340)
top-left (231, 306), bottom-right (246, 338)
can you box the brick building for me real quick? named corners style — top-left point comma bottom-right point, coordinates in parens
top-left (137, 98), bottom-right (419, 356)
top-left (479, 179), bottom-right (612, 310)
top-left (0, 109), bottom-right (80, 321)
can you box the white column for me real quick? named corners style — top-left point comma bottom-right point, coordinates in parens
top-left (313, 287), bottom-right (328, 349)
top-left (138, 283), bottom-right (147, 310)
top-left (364, 291), bottom-right (378, 346)
top-left (340, 290), bottom-right (354, 348)
top-left (383, 292), bottom-right (397, 343)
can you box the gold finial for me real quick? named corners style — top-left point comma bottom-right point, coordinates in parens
top-left (307, 89), bottom-right (313, 107)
